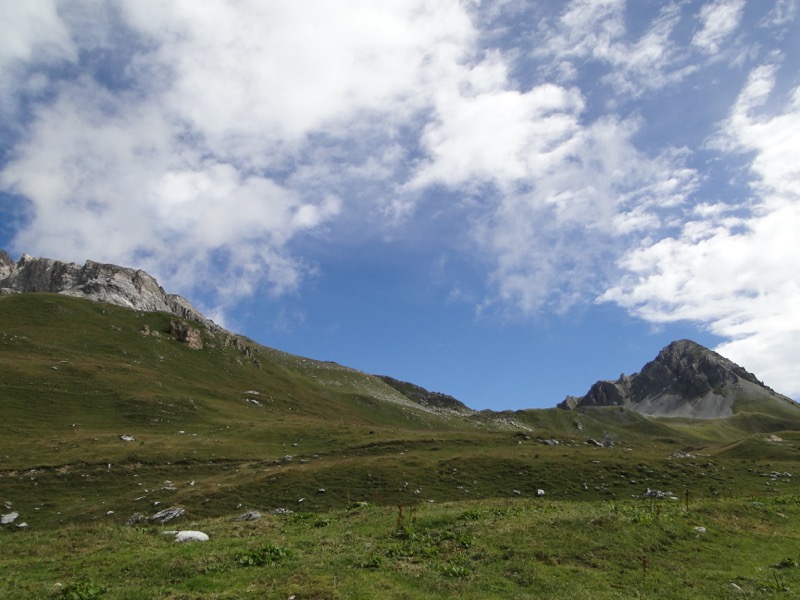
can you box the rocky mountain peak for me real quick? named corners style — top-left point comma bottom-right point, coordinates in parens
top-left (0, 250), bottom-right (209, 327)
top-left (632, 339), bottom-right (766, 398)
top-left (559, 339), bottom-right (786, 419)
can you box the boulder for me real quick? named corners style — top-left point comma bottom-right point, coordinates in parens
top-left (173, 530), bottom-right (209, 543)
top-left (148, 507), bottom-right (185, 524)
top-left (1, 512), bottom-right (19, 525)
top-left (234, 510), bottom-right (262, 522)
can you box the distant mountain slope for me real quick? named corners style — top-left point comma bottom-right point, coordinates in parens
top-left (559, 339), bottom-right (797, 419)
top-left (377, 375), bottom-right (474, 414)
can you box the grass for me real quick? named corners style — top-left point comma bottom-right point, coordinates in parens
top-left (4, 495), bottom-right (800, 598)
top-left (3, 293), bottom-right (800, 597)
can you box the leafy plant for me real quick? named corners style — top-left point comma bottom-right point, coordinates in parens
top-left (57, 580), bottom-right (107, 600)
top-left (772, 557), bottom-right (798, 569)
top-left (237, 543), bottom-right (291, 567)
top-left (439, 563), bottom-right (471, 578)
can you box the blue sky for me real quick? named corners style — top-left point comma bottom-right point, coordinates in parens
top-left (1, 1), bottom-right (799, 410)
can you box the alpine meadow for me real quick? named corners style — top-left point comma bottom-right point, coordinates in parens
top-left (2, 254), bottom-right (800, 599)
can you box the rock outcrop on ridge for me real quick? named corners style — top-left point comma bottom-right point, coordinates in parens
top-left (558, 339), bottom-right (793, 419)
top-left (0, 250), bottom-right (209, 327)
top-left (377, 375), bottom-right (474, 415)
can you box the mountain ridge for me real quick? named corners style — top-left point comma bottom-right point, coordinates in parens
top-left (2, 250), bottom-right (795, 420)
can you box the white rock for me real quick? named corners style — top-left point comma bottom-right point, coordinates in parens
top-left (536, 489), bottom-right (546, 497)
top-left (119, 434), bottom-right (135, 442)
top-left (174, 530), bottom-right (209, 543)
top-left (1, 512), bottom-right (19, 525)
top-left (694, 526), bottom-right (707, 534)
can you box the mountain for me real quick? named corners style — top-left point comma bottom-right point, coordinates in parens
top-left (2, 251), bottom-right (796, 425)
top-left (0, 250), bottom-right (208, 326)
top-left (4, 252), bottom-right (800, 531)
top-left (558, 339), bottom-right (796, 419)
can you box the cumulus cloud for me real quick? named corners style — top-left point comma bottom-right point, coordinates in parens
top-left (602, 63), bottom-right (800, 396)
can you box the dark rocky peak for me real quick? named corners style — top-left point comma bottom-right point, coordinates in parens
top-left (632, 339), bottom-right (767, 399)
top-left (559, 339), bottom-right (785, 419)
top-left (0, 251), bottom-right (209, 327)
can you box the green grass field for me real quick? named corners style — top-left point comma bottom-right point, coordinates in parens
top-left (3, 293), bottom-right (800, 598)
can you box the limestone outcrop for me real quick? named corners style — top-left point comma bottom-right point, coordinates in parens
top-left (0, 250), bottom-right (208, 327)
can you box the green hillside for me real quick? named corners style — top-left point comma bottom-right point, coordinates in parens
top-left (3, 293), bottom-right (800, 597)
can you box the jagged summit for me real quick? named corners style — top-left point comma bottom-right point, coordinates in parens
top-left (0, 250), bottom-right (209, 327)
top-left (559, 339), bottom-right (791, 419)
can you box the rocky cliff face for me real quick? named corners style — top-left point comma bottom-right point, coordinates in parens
top-left (559, 340), bottom-right (790, 419)
top-left (0, 250), bottom-right (208, 326)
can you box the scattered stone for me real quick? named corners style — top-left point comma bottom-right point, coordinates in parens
top-left (670, 450), bottom-right (694, 459)
top-left (283, 455), bottom-right (293, 463)
top-left (512, 489), bottom-right (521, 496)
top-left (125, 513), bottom-right (147, 526)
top-left (16, 522), bottom-right (28, 529)
top-left (271, 508), bottom-right (294, 515)
top-left (119, 434), bottom-right (135, 442)
top-left (602, 434), bottom-right (615, 448)
top-left (234, 510), bottom-right (262, 521)
top-left (694, 526), bottom-right (707, 534)
top-left (642, 488), bottom-right (677, 500)
top-left (1, 512), bottom-right (19, 525)
top-left (317, 488), bottom-right (326, 494)
top-left (148, 507), bottom-right (185, 524)
top-left (541, 438), bottom-right (559, 446)
top-left (536, 489), bottom-right (545, 497)
top-left (586, 439), bottom-right (602, 447)
top-left (729, 583), bottom-right (744, 594)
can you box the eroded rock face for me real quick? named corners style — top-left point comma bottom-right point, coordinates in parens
top-left (0, 251), bottom-right (207, 325)
top-left (558, 340), bottom-right (791, 419)
top-left (170, 320), bottom-right (204, 350)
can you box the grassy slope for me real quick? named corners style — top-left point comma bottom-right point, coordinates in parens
top-left (4, 293), bottom-right (800, 597)
top-left (4, 495), bottom-right (800, 599)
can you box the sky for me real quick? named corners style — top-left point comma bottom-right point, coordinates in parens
top-left (1, 1), bottom-right (799, 411)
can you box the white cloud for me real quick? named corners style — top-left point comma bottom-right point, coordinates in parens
top-left (691, 0), bottom-right (746, 54)
top-left (119, 0), bottom-right (476, 164)
top-left (760, 0), bottom-right (798, 29)
top-left (0, 1), bottom-right (76, 119)
top-left (409, 51), bottom-right (699, 315)
top-left (602, 63), bottom-right (800, 397)
top-left (535, 0), bottom-right (694, 96)
top-left (0, 1), bottom-right (75, 67)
